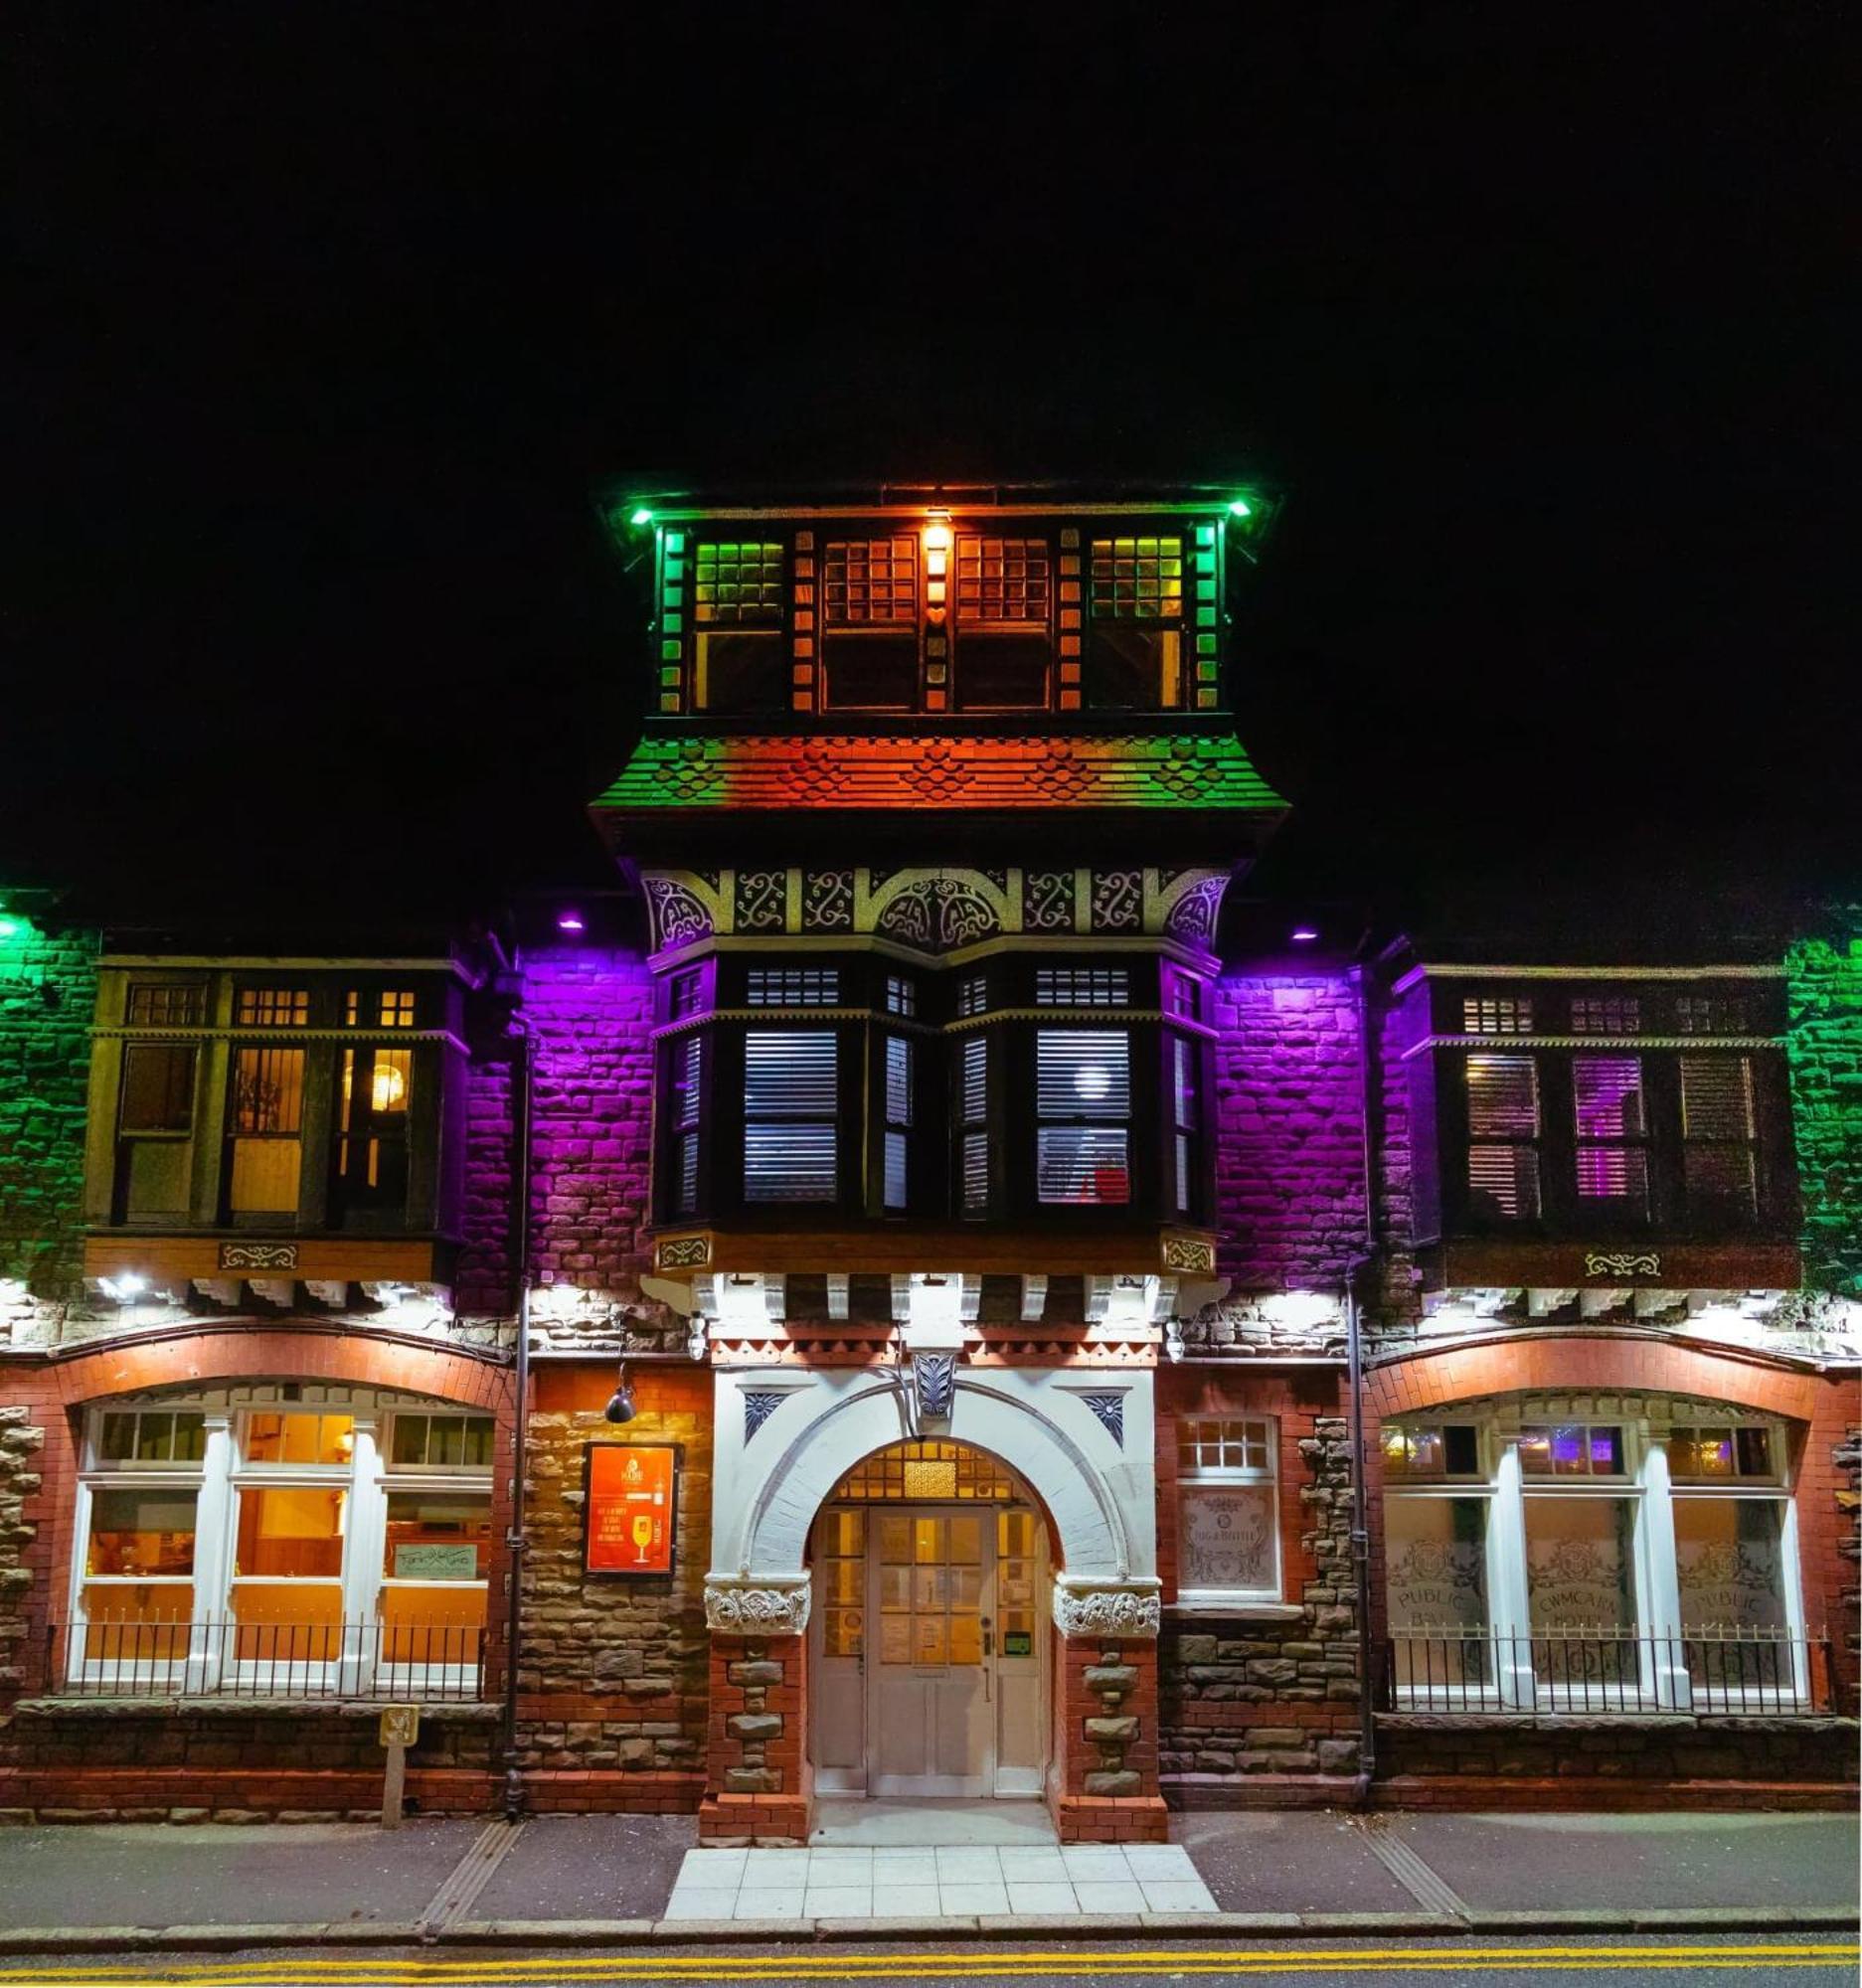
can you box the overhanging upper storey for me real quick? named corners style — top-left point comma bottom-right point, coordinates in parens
top-left (590, 481), bottom-right (1287, 864)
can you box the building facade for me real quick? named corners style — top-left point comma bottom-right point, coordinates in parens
top-left (0, 488), bottom-right (1855, 1837)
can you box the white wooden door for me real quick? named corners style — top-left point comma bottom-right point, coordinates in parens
top-left (809, 1500), bottom-right (1050, 1799)
top-left (870, 1509), bottom-right (992, 1797)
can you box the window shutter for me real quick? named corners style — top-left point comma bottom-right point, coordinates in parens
top-left (959, 1035), bottom-right (989, 1216)
top-left (1466, 1055), bottom-right (1539, 1136)
top-left (883, 1035), bottom-right (912, 1211)
top-left (1573, 1058), bottom-right (1644, 1139)
top-left (743, 1030), bottom-right (838, 1203)
top-left (671, 1033), bottom-right (703, 1217)
top-left (1681, 1057), bottom-right (1754, 1138)
top-left (1467, 1144), bottom-right (1542, 1219)
top-left (1035, 1030), bottom-right (1130, 1118)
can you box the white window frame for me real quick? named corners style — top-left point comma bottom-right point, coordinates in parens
top-left (68, 1389), bottom-right (492, 1700)
top-left (1174, 1414), bottom-right (1285, 1611)
top-left (1383, 1401), bottom-right (1808, 1713)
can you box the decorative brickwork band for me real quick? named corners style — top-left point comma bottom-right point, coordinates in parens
top-left (1052, 1577), bottom-right (1161, 1639)
top-left (704, 1576), bottom-right (811, 1635)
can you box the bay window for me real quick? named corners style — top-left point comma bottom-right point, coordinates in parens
top-left (1383, 1399), bottom-right (1810, 1712)
top-left (67, 1390), bottom-right (493, 1697)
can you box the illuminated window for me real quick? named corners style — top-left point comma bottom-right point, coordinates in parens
top-left (1462, 997), bottom-right (1534, 1036)
top-left (345, 989), bottom-right (417, 1029)
top-left (883, 1034), bottom-right (913, 1212)
top-left (744, 1029), bottom-right (838, 1203)
top-left (884, 975), bottom-right (916, 1018)
top-left (693, 541), bottom-right (786, 712)
top-left (1035, 967), bottom-right (1129, 1007)
top-left (335, 1040), bottom-right (415, 1216)
top-left (69, 1393), bottom-right (491, 1696)
top-left (236, 988), bottom-right (310, 1027)
top-left (1573, 1056), bottom-right (1648, 1219)
top-left (1087, 535), bottom-right (1184, 709)
top-left (1667, 1423), bottom-right (1775, 1481)
top-left (832, 1439), bottom-right (1020, 1502)
top-left (745, 967), bottom-right (839, 1006)
top-left (1035, 1029), bottom-right (1130, 1206)
top-left (959, 1034), bottom-right (989, 1218)
top-left (822, 538), bottom-right (919, 710)
top-left (957, 975), bottom-right (989, 1019)
top-left (1177, 1416), bottom-right (1280, 1603)
top-left (228, 1046), bottom-right (307, 1214)
top-left (1381, 1422), bottom-right (1481, 1478)
top-left (1464, 1054), bottom-right (1541, 1220)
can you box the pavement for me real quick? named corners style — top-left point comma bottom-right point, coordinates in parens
top-left (0, 1808), bottom-right (1852, 1953)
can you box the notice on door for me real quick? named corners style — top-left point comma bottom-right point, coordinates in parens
top-left (585, 1442), bottom-right (680, 1576)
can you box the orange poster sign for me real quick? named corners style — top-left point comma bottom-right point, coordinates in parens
top-left (585, 1443), bottom-right (680, 1575)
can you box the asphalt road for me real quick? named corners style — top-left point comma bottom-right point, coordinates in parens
top-left (2, 1935), bottom-right (1854, 1987)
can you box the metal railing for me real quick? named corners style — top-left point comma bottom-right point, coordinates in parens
top-left (1384, 1627), bottom-right (1831, 1716)
top-left (48, 1618), bottom-right (486, 1702)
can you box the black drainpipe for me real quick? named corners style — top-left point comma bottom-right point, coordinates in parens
top-left (1345, 955), bottom-right (1380, 1805)
top-left (500, 1015), bottom-right (535, 1820)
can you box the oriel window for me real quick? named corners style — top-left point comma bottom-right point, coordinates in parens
top-left (952, 535), bottom-right (1052, 710)
top-left (228, 1045), bottom-right (307, 1215)
top-left (335, 996), bottom-right (416, 1216)
top-left (1035, 1029), bottom-right (1131, 1206)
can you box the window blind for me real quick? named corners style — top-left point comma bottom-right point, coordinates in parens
top-left (743, 1030), bottom-right (837, 1203)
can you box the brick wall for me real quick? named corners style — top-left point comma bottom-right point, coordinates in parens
top-left (0, 1703), bottom-right (497, 1820)
top-left (698, 1631), bottom-right (809, 1843)
top-left (1155, 1368), bottom-right (1363, 1803)
top-left (514, 1363), bottom-right (710, 1811)
top-left (0, 911), bottom-right (97, 1310)
top-left (1052, 1635), bottom-right (1167, 1842)
top-left (1372, 1714), bottom-right (1856, 1810)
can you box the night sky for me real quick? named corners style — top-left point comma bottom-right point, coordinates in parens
top-left (13, 17), bottom-right (1851, 943)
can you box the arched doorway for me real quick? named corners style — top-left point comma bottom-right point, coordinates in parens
top-left (809, 1438), bottom-right (1050, 1799)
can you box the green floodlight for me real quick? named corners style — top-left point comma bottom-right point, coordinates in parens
top-left (1227, 497), bottom-right (1254, 519)
top-left (0, 919), bottom-right (18, 942)
top-left (629, 507), bottom-right (655, 528)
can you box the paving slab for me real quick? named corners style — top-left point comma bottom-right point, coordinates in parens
top-left (0, 1819), bottom-right (481, 1929)
top-left (1171, 1809), bottom-right (1421, 1914)
top-left (1388, 1810), bottom-right (1862, 1912)
top-left (468, 1813), bottom-right (694, 1923)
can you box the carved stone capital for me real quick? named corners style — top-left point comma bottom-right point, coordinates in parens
top-left (704, 1576), bottom-right (811, 1636)
top-left (1051, 1577), bottom-right (1162, 1639)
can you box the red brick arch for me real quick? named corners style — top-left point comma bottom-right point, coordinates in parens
top-left (50, 1324), bottom-right (513, 1414)
top-left (1364, 1331), bottom-right (1820, 1424)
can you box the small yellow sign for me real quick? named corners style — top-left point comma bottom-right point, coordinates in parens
top-left (378, 1705), bottom-right (421, 1748)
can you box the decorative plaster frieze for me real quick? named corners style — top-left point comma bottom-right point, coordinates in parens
top-left (703, 1577), bottom-right (811, 1635)
top-left (1052, 1578), bottom-right (1162, 1638)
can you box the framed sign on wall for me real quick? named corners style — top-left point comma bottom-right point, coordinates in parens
top-left (585, 1442), bottom-right (681, 1576)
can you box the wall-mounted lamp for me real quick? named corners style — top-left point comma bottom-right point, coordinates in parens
top-left (1290, 926), bottom-right (1319, 943)
top-left (603, 1363), bottom-right (637, 1424)
top-left (556, 910), bottom-right (586, 934)
top-left (99, 1273), bottom-right (147, 1305)
top-left (629, 507), bottom-right (654, 528)
top-left (1227, 497), bottom-right (1254, 519)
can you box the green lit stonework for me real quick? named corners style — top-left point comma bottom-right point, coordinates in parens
top-left (1786, 908), bottom-right (1862, 1298)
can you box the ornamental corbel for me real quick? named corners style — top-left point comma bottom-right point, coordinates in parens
top-left (703, 1575), bottom-right (812, 1635)
top-left (1051, 1576), bottom-right (1162, 1639)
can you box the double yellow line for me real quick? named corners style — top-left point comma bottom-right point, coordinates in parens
top-left (0, 1940), bottom-right (1853, 1986)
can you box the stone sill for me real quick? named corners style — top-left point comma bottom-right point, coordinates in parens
top-left (1377, 1711), bottom-right (1856, 1736)
top-left (1167, 1601), bottom-right (1306, 1623)
top-left (15, 1697), bottom-right (499, 1724)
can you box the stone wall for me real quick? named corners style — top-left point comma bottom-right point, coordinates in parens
top-left (0, 909), bottom-right (97, 1311)
top-left (1786, 911), bottom-right (1862, 1299)
top-left (512, 1363), bottom-right (711, 1811)
top-left (1155, 1369), bottom-right (1363, 1804)
top-left (699, 1631), bottom-right (810, 1843)
top-left (1212, 972), bottom-right (1370, 1297)
top-left (455, 945), bottom-right (674, 1348)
